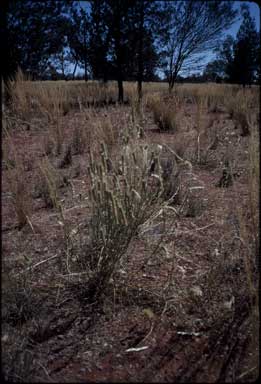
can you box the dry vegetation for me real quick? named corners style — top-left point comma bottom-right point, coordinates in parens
top-left (2, 72), bottom-right (259, 382)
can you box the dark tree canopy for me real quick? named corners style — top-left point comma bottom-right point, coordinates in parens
top-left (3, 0), bottom-right (258, 100)
top-left (213, 5), bottom-right (259, 86)
top-left (3, 0), bottom-right (70, 80)
top-left (232, 5), bottom-right (259, 86)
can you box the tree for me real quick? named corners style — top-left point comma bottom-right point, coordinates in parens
top-left (255, 32), bottom-right (261, 84)
top-left (215, 35), bottom-right (235, 82)
top-left (4, 0), bottom-right (70, 80)
top-left (103, 0), bottom-right (134, 102)
top-left (68, 4), bottom-right (91, 82)
top-left (49, 45), bottom-right (72, 80)
top-left (213, 5), bottom-right (259, 86)
top-left (232, 5), bottom-right (259, 86)
top-left (88, 0), bottom-right (111, 82)
top-left (160, 0), bottom-right (237, 91)
top-left (131, 0), bottom-right (170, 102)
top-left (203, 59), bottom-right (225, 82)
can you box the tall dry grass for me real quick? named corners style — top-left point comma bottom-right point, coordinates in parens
top-left (4, 130), bottom-right (32, 229)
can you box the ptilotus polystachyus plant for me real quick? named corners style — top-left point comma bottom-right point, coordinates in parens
top-left (83, 140), bottom-right (173, 302)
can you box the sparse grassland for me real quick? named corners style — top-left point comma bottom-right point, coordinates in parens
top-left (2, 74), bottom-right (259, 382)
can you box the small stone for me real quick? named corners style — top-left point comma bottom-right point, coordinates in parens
top-left (190, 286), bottom-right (203, 297)
top-left (2, 334), bottom-right (8, 343)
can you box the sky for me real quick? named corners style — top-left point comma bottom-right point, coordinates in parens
top-left (75, 1), bottom-right (260, 78)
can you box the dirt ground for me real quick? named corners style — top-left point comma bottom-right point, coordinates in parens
top-left (2, 96), bottom-right (259, 382)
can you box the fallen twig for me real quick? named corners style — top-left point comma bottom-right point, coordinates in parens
top-left (125, 346), bottom-right (149, 353)
top-left (15, 254), bottom-right (59, 276)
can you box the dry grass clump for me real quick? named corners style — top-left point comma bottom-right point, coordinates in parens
top-left (225, 118), bottom-right (259, 377)
top-left (149, 95), bottom-right (178, 132)
top-left (7, 170), bottom-right (32, 229)
top-left (84, 108), bottom-right (125, 157)
top-left (76, 142), bottom-right (165, 302)
top-left (4, 133), bottom-right (32, 229)
top-left (180, 186), bottom-right (206, 217)
top-left (247, 119), bottom-right (259, 262)
top-left (71, 81), bottom-right (119, 106)
top-left (58, 144), bottom-right (72, 169)
top-left (175, 83), bottom-right (225, 105)
top-left (160, 155), bottom-right (180, 203)
top-left (2, 268), bottom-right (36, 327)
top-left (36, 85), bottom-right (69, 154)
top-left (2, 334), bottom-right (35, 383)
top-left (186, 98), bottom-right (218, 167)
top-left (71, 124), bottom-right (88, 155)
top-left (42, 134), bottom-right (54, 156)
top-left (5, 68), bottom-right (34, 121)
top-left (35, 83), bottom-right (70, 119)
top-left (93, 117), bottom-right (119, 153)
top-left (226, 89), bottom-right (258, 137)
top-left (35, 157), bottom-right (63, 208)
top-left (2, 259), bottom-right (37, 381)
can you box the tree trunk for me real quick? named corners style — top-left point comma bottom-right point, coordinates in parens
top-left (72, 60), bottom-right (78, 80)
top-left (169, 78), bottom-right (174, 93)
top-left (118, 78), bottom-right (124, 103)
top-left (116, 39), bottom-right (124, 102)
top-left (61, 56), bottom-right (65, 80)
top-left (103, 64), bottom-right (108, 84)
top-left (1, 0), bottom-right (13, 104)
top-left (137, 1), bottom-right (144, 104)
top-left (169, 72), bottom-right (177, 93)
top-left (84, 57), bottom-right (88, 82)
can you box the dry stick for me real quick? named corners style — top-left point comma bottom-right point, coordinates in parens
top-left (237, 366), bottom-right (257, 380)
top-left (149, 222), bottom-right (216, 237)
top-left (25, 215), bottom-right (35, 234)
top-left (37, 362), bottom-right (51, 381)
top-left (142, 204), bottom-right (177, 267)
top-left (197, 133), bottom-right (201, 163)
top-left (163, 143), bottom-right (192, 170)
top-left (178, 222), bottom-right (215, 234)
top-left (15, 254), bottom-right (59, 276)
